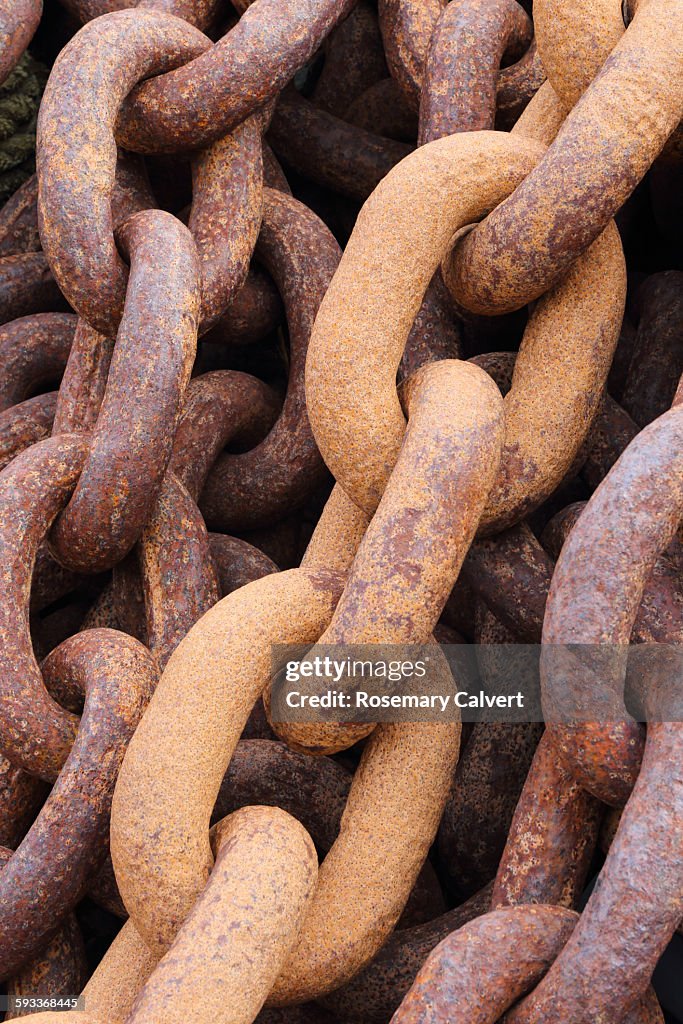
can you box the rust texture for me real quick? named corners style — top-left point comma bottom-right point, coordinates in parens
top-left (169, 370), bottom-right (279, 504)
top-left (138, 472), bottom-right (219, 670)
top-left (543, 406), bottom-right (683, 805)
top-left (0, 628), bottom-right (156, 979)
top-left (445, 1), bottom-right (683, 314)
top-left (0, 174), bottom-right (41, 256)
top-left (37, 9), bottom-right (208, 334)
top-left (1, 0), bottom-right (681, 1015)
top-left (0, 0), bottom-right (41, 86)
top-left (0, 253), bottom-right (68, 322)
top-left (322, 885), bottom-right (492, 1022)
top-left (491, 731), bottom-right (602, 910)
top-left (127, 807), bottom-right (318, 1024)
top-left (312, 1), bottom-right (387, 118)
top-left (346, 77), bottom-right (418, 142)
top-left (49, 210), bottom-right (200, 573)
top-left (268, 90), bottom-right (413, 202)
top-left (0, 436), bottom-right (87, 780)
top-left (274, 359), bottom-right (502, 756)
top-left (419, 0), bottom-right (532, 143)
top-left (621, 271), bottom-right (683, 426)
top-left (438, 654), bottom-right (543, 895)
top-left (0, 313), bottom-right (75, 410)
top-left (202, 265), bottom-right (284, 347)
top-left (0, 392), bottom-right (57, 470)
top-left (507, 722), bottom-right (683, 1023)
top-left (200, 190), bottom-right (339, 531)
top-left (189, 116), bottom-right (263, 332)
top-left (116, 0), bottom-right (358, 153)
top-left (5, 913), bottom-right (88, 1018)
top-left (209, 535), bottom-right (279, 596)
top-left (392, 905), bottom-right (578, 1024)
top-left (462, 522), bottom-right (553, 642)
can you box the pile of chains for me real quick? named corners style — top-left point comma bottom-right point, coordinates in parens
top-left (0, 0), bottom-right (681, 1020)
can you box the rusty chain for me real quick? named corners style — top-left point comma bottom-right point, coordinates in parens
top-left (0, 0), bottom-right (680, 1021)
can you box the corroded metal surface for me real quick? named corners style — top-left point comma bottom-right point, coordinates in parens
top-left (445, 1), bottom-right (683, 314)
top-left (392, 905), bottom-right (578, 1024)
top-left (0, 313), bottom-right (75, 410)
top-left (1, 0), bottom-right (681, 1014)
top-left (116, 0), bottom-right (359, 153)
top-left (0, 0), bottom-right (42, 86)
top-left (0, 629), bottom-right (156, 979)
top-left (543, 407), bottom-right (683, 805)
top-left (491, 731), bottom-right (602, 910)
top-left (419, 0), bottom-right (532, 143)
top-left (200, 190), bottom-right (339, 531)
top-left (49, 210), bottom-right (200, 573)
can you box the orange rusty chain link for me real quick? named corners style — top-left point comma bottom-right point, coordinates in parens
top-left (0, 0), bottom-right (680, 1022)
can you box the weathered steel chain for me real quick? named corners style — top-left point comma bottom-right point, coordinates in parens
top-left (0, 0), bottom-right (680, 1020)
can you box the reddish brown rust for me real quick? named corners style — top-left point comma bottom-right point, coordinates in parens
top-left (268, 90), bottom-right (412, 202)
top-left (542, 406), bottom-right (683, 805)
top-left (202, 265), bottom-right (284, 347)
top-left (491, 731), bottom-right (602, 910)
top-left (323, 886), bottom-right (492, 1023)
top-left (138, 473), bottom-right (219, 670)
top-left (49, 153), bottom-right (158, 436)
top-left (346, 77), bottom-right (419, 142)
top-left (581, 394), bottom-right (639, 491)
top-left (392, 905), bottom-right (578, 1024)
top-left (445, 1), bottom-right (683, 314)
top-left (0, 174), bottom-right (41, 255)
top-left (621, 271), bottom-right (683, 426)
top-left (49, 210), bottom-right (200, 573)
top-left (115, 0), bottom-right (357, 153)
top-left (439, 616), bottom-right (543, 895)
top-left (0, 0), bottom-right (41, 86)
top-left (506, 726), bottom-right (682, 1024)
top-left (0, 313), bottom-right (75, 411)
top-left (209, 535), bottom-right (278, 597)
top-left (213, 739), bottom-right (351, 851)
top-left (169, 370), bottom-right (279, 505)
top-left (0, 629), bottom-right (156, 979)
top-left (200, 189), bottom-right (339, 531)
top-left (312, 0), bottom-right (388, 118)
top-left (189, 116), bottom-right (263, 332)
top-left (0, 755), bottom-right (47, 849)
top-left (379, 0), bottom-right (542, 126)
top-left (81, 553), bottom-right (146, 643)
top-left (30, 544), bottom-right (85, 616)
top-left (37, 9), bottom-right (208, 334)
top-left (65, 0), bottom-right (222, 28)
top-left (5, 913), bottom-right (87, 1019)
top-left (0, 392), bottom-right (57, 471)
top-left (51, 320), bottom-right (115, 436)
top-left (0, 253), bottom-right (69, 323)
top-left (419, 0), bottom-right (532, 143)
top-left (541, 502), bottom-right (683, 647)
top-left (495, 40), bottom-right (546, 130)
top-left (0, 435), bottom-right (87, 780)
top-left (462, 522), bottom-right (553, 643)
top-left (378, 0), bottom-right (443, 111)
